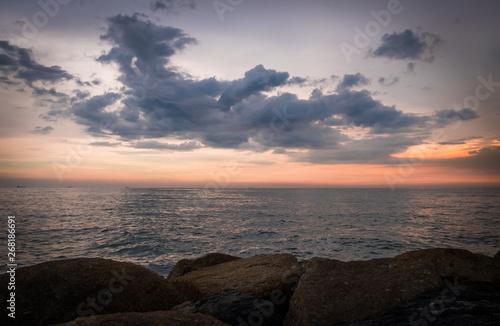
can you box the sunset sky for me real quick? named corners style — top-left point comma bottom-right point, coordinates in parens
top-left (1, 0), bottom-right (499, 188)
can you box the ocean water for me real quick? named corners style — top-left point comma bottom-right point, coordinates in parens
top-left (1, 187), bottom-right (499, 277)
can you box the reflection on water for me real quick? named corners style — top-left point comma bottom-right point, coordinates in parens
top-left (0, 187), bottom-right (499, 276)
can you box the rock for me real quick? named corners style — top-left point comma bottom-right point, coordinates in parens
top-left (0, 258), bottom-right (181, 326)
top-left (395, 248), bottom-right (500, 282)
top-left (167, 253), bottom-right (242, 281)
top-left (336, 280), bottom-right (500, 326)
top-left (56, 310), bottom-right (230, 325)
top-left (173, 254), bottom-right (303, 304)
top-left (171, 289), bottom-right (281, 326)
top-left (284, 257), bottom-right (443, 326)
top-left (494, 249), bottom-right (500, 260)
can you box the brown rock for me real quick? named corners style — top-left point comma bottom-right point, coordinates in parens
top-left (173, 254), bottom-right (303, 302)
top-left (284, 257), bottom-right (443, 326)
top-left (0, 258), bottom-right (181, 326)
top-left (395, 248), bottom-right (500, 282)
top-left (56, 310), bottom-right (230, 326)
top-left (167, 253), bottom-right (242, 281)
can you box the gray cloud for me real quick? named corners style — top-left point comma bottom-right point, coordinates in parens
top-left (60, 15), bottom-right (463, 164)
top-left (90, 141), bottom-right (123, 147)
top-left (291, 136), bottom-right (423, 164)
top-left (435, 108), bottom-right (479, 125)
top-left (133, 140), bottom-right (202, 150)
top-left (428, 146), bottom-right (500, 172)
top-left (217, 64), bottom-right (289, 110)
top-left (31, 126), bottom-right (53, 135)
top-left (371, 29), bottom-right (442, 63)
top-left (0, 41), bottom-right (73, 86)
top-left (378, 76), bottom-right (399, 87)
top-left (336, 73), bottom-right (370, 91)
top-left (150, 0), bottom-right (204, 13)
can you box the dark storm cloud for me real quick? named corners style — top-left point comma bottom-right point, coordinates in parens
top-left (335, 73), bottom-right (370, 91)
top-left (371, 29), bottom-right (442, 63)
top-left (64, 14), bottom-right (465, 164)
top-left (31, 125), bottom-right (53, 135)
top-left (97, 14), bottom-right (197, 77)
top-left (72, 93), bottom-right (122, 133)
top-left (0, 41), bottom-right (73, 86)
top-left (217, 65), bottom-right (289, 110)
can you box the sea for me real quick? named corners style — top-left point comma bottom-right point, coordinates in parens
top-left (1, 187), bottom-right (499, 277)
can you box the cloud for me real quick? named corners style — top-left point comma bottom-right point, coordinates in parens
top-left (31, 126), bottom-right (53, 135)
top-left (437, 136), bottom-right (482, 146)
top-left (90, 141), bottom-right (122, 147)
top-left (133, 140), bottom-right (202, 150)
top-left (378, 76), bottom-right (399, 87)
top-left (217, 64), bottom-right (289, 110)
top-left (63, 15), bottom-right (464, 164)
top-left (428, 146), bottom-right (500, 172)
top-left (0, 40), bottom-right (73, 86)
top-left (434, 108), bottom-right (479, 125)
top-left (97, 14), bottom-right (197, 77)
top-left (291, 135), bottom-right (423, 164)
top-left (336, 73), bottom-right (370, 91)
top-left (150, 0), bottom-right (204, 13)
top-left (371, 29), bottom-right (442, 63)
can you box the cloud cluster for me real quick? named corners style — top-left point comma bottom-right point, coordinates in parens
top-left (17, 15), bottom-right (475, 164)
top-left (0, 41), bottom-right (73, 86)
top-left (335, 73), bottom-right (370, 92)
top-left (371, 29), bottom-right (442, 63)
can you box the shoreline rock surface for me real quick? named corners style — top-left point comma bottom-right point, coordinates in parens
top-left (1, 248), bottom-right (499, 326)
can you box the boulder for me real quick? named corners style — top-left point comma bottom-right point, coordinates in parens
top-left (171, 289), bottom-right (281, 326)
top-left (173, 254), bottom-right (303, 304)
top-left (0, 258), bottom-right (181, 326)
top-left (494, 249), bottom-right (500, 260)
top-left (167, 253), bottom-right (242, 281)
top-left (56, 310), bottom-right (230, 325)
top-left (395, 248), bottom-right (500, 282)
top-left (284, 257), bottom-right (443, 326)
top-left (336, 280), bottom-right (500, 326)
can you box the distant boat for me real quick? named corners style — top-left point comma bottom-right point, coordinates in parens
top-left (66, 186), bottom-right (73, 188)
top-left (16, 185), bottom-right (26, 188)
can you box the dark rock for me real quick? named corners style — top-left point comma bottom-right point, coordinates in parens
top-left (494, 250), bottom-right (500, 260)
top-left (284, 257), bottom-right (443, 326)
top-left (173, 254), bottom-right (303, 303)
top-left (167, 253), bottom-right (242, 282)
top-left (395, 248), bottom-right (500, 282)
top-left (171, 289), bottom-right (281, 326)
top-left (0, 258), bottom-right (181, 326)
top-left (56, 310), bottom-right (230, 325)
top-left (337, 280), bottom-right (500, 326)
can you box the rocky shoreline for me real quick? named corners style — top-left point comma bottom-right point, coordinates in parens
top-left (1, 248), bottom-right (499, 325)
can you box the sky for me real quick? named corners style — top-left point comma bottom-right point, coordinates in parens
top-left (0, 0), bottom-right (499, 188)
